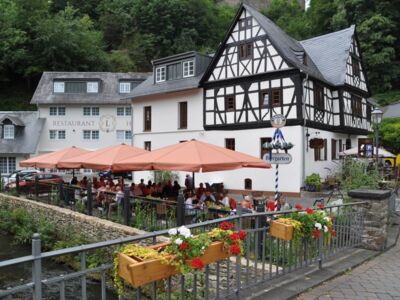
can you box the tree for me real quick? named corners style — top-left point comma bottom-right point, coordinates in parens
top-left (25, 6), bottom-right (109, 78)
top-left (0, 0), bottom-right (27, 81)
top-left (306, 0), bottom-right (337, 37)
top-left (379, 118), bottom-right (400, 155)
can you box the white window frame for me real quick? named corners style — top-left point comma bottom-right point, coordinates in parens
top-left (49, 130), bottom-right (57, 140)
top-left (49, 107), bottom-right (57, 116)
top-left (117, 107), bottom-right (125, 116)
top-left (183, 60), bottom-right (195, 77)
top-left (83, 107), bottom-right (91, 116)
top-left (125, 106), bottom-right (132, 116)
top-left (0, 157), bottom-right (16, 174)
top-left (58, 107), bottom-right (65, 116)
top-left (87, 81), bottom-right (99, 93)
top-left (3, 125), bottom-right (15, 139)
top-left (83, 130), bottom-right (91, 140)
top-left (91, 107), bottom-right (99, 116)
top-left (58, 130), bottom-right (66, 140)
top-left (155, 66), bottom-right (166, 83)
top-left (125, 130), bottom-right (132, 140)
top-left (116, 130), bottom-right (125, 141)
top-left (91, 130), bottom-right (99, 140)
top-left (119, 82), bottom-right (131, 93)
top-left (53, 82), bottom-right (65, 93)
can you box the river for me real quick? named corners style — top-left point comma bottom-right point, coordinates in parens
top-left (0, 233), bottom-right (118, 300)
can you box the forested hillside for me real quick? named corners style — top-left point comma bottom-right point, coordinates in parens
top-left (0, 0), bottom-right (399, 111)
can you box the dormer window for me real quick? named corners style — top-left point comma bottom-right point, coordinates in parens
top-left (87, 82), bottom-right (98, 93)
top-left (3, 125), bottom-right (15, 139)
top-left (54, 82), bottom-right (65, 93)
top-left (183, 60), bottom-right (195, 77)
top-left (156, 67), bottom-right (166, 83)
top-left (119, 82), bottom-right (131, 93)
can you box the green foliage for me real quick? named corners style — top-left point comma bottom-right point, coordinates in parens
top-left (305, 173), bottom-right (322, 191)
top-left (152, 171), bottom-right (179, 183)
top-left (378, 118), bottom-right (400, 154)
top-left (340, 158), bottom-right (380, 191)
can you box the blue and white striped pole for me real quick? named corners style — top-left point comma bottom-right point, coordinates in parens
top-left (274, 162), bottom-right (279, 211)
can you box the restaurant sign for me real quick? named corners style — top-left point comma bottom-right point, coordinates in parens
top-left (263, 153), bottom-right (292, 164)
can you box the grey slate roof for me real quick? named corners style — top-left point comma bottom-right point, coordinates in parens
top-left (31, 72), bottom-right (149, 105)
top-left (0, 115), bottom-right (25, 126)
top-left (0, 112), bottom-right (45, 155)
top-left (127, 52), bottom-right (213, 99)
top-left (243, 4), bottom-right (326, 83)
top-left (300, 26), bottom-right (355, 86)
top-left (382, 102), bottom-right (400, 118)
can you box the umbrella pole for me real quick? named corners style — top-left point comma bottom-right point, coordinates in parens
top-left (192, 172), bottom-right (195, 191)
top-left (73, 169), bottom-right (75, 177)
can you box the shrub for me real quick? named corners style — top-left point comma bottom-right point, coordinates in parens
top-left (340, 158), bottom-right (380, 191)
top-left (305, 173), bottom-right (322, 191)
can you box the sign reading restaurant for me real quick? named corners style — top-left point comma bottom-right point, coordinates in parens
top-left (52, 120), bottom-right (95, 127)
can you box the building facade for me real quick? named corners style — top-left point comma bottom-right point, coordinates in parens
top-left (31, 72), bottom-right (148, 154)
top-left (0, 112), bottom-right (44, 175)
top-left (129, 4), bottom-right (373, 195)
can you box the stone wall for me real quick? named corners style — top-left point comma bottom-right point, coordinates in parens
top-left (349, 189), bottom-right (392, 251)
top-left (0, 193), bottom-right (147, 242)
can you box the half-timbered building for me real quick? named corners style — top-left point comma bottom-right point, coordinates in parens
top-left (130, 4), bottom-right (373, 196)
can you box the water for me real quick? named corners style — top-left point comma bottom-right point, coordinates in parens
top-left (0, 233), bottom-right (118, 300)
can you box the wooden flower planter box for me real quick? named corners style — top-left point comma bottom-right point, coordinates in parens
top-left (269, 220), bottom-right (294, 241)
top-left (118, 240), bottom-right (229, 288)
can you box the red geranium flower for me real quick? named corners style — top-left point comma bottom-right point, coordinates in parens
top-left (317, 203), bottom-right (324, 209)
top-left (266, 200), bottom-right (275, 211)
top-left (306, 207), bottom-right (314, 214)
top-left (332, 230), bottom-right (337, 237)
top-left (180, 242), bottom-right (190, 251)
top-left (238, 230), bottom-right (247, 240)
top-left (191, 258), bottom-right (204, 270)
top-left (220, 221), bottom-right (235, 230)
top-left (295, 204), bottom-right (303, 210)
top-left (230, 244), bottom-right (241, 255)
top-left (229, 232), bottom-right (240, 241)
top-left (312, 229), bottom-right (320, 238)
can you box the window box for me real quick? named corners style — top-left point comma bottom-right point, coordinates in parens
top-left (118, 240), bottom-right (229, 288)
top-left (269, 220), bottom-right (294, 241)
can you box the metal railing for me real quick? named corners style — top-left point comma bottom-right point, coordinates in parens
top-left (0, 201), bottom-right (367, 300)
top-left (2, 179), bottom-right (232, 231)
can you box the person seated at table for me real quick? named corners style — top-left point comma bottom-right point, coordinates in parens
top-left (99, 177), bottom-right (106, 187)
top-left (142, 183), bottom-right (152, 196)
top-left (240, 199), bottom-right (254, 214)
top-left (70, 176), bottom-right (78, 185)
top-left (229, 197), bottom-right (237, 210)
top-left (220, 191), bottom-right (230, 208)
top-left (107, 178), bottom-right (115, 188)
top-left (130, 183), bottom-right (135, 196)
top-left (196, 183), bottom-right (206, 199)
top-left (185, 190), bottom-right (196, 210)
top-left (138, 179), bottom-right (145, 192)
top-left (185, 174), bottom-right (193, 190)
top-left (172, 181), bottom-right (181, 197)
top-left (133, 183), bottom-right (143, 196)
top-left (200, 190), bottom-right (216, 205)
top-left (92, 177), bottom-right (100, 189)
top-left (79, 176), bottom-right (88, 188)
top-left (243, 195), bottom-right (253, 209)
top-left (162, 180), bottom-right (173, 198)
top-left (266, 199), bottom-right (276, 211)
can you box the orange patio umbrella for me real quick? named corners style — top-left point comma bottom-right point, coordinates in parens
top-left (19, 146), bottom-right (91, 169)
top-left (57, 144), bottom-right (148, 171)
top-left (112, 140), bottom-right (271, 172)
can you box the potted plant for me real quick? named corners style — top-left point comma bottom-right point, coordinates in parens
top-left (115, 222), bottom-right (246, 291)
top-left (305, 173), bottom-right (322, 192)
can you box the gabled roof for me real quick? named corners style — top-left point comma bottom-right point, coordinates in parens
top-left (31, 72), bottom-right (149, 105)
top-left (243, 4), bottom-right (325, 81)
top-left (0, 115), bottom-right (25, 126)
top-left (0, 112), bottom-right (45, 155)
top-left (300, 25), bottom-right (355, 86)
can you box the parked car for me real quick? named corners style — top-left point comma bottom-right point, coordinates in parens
top-left (3, 169), bottom-right (39, 185)
top-left (6, 173), bottom-right (64, 193)
top-left (98, 171), bottom-right (132, 180)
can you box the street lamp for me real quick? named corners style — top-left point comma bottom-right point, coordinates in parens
top-left (371, 108), bottom-right (383, 171)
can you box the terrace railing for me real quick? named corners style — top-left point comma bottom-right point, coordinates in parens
top-left (0, 202), bottom-right (367, 300)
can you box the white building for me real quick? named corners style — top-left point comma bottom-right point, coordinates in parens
top-left (0, 112), bottom-right (44, 175)
top-left (128, 4), bottom-right (373, 196)
top-left (31, 72), bottom-right (148, 154)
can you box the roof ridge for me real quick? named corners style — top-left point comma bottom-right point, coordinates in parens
top-left (300, 25), bottom-right (355, 44)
